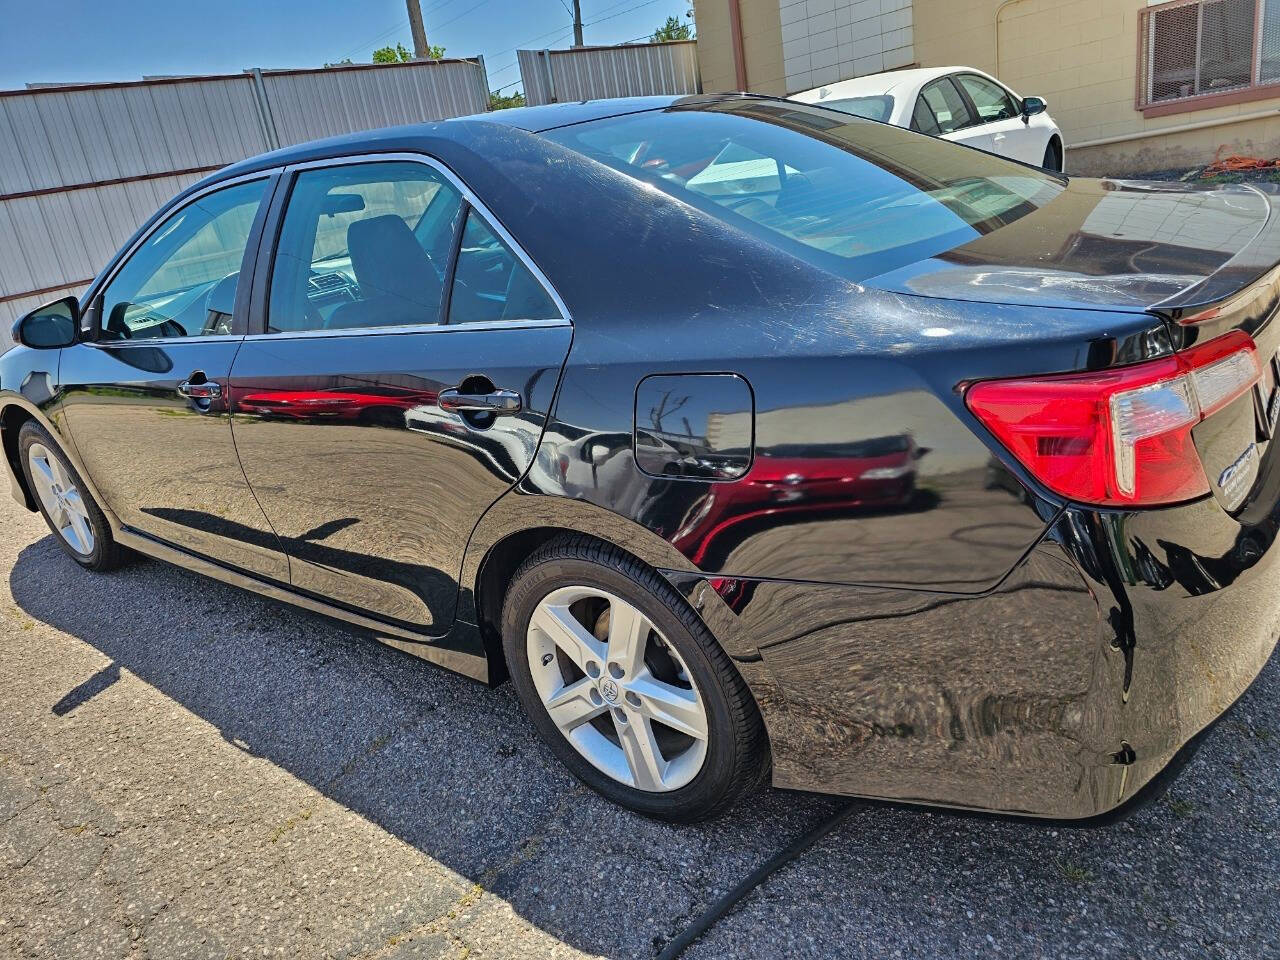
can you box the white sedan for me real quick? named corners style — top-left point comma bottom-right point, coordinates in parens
top-left (790, 66), bottom-right (1064, 171)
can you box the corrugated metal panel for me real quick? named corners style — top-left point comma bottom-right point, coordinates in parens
top-left (518, 49), bottom-right (554, 106)
top-left (0, 60), bottom-right (490, 350)
top-left (519, 41), bottom-right (700, 106)
top-left (262, 60), bottom-right (490, 146)
top-left (0, 78), bottom-right (267, 194)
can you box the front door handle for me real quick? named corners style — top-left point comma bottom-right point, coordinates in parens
top-left (438, 387), bottom-right (522, 415)
top-left (178, 378), bottom-right (222, 400)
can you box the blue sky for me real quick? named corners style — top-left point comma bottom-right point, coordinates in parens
top-left (0, 0), bottom-right (693, 94)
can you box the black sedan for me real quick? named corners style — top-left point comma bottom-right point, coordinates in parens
top-left (4, 95), bottom-right (1279, 823)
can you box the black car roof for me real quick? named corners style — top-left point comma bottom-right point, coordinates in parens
top-left (207, 94), bottom-right (759, 187)
top-left (463, 95), bottom-right (686, 132)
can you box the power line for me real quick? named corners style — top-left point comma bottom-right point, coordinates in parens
top-left (433, 0), bottom-right (498, 32)
top-left (485, 28), bottom-right (576, 82)
top-left (586, 0), bottom-right (666, 29)
top-left (335, 0), bottom-right (487, 62)
top-left (486, 0), bottom-right (670, 87)
top-left (338, 20), bottom-right (411, 61)
top-left (347, 0), bottom-right (673, 89)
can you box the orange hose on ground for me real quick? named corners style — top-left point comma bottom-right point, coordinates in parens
top-left (1201, 145), bottom-right (1280, 177)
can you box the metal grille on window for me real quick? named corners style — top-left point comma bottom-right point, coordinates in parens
top-left (1138, 0), bottom-right (1280, 107)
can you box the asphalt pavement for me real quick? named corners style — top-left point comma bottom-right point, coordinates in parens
top-left (1, 494), bottom-right (1278, 959)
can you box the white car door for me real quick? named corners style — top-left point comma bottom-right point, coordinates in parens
top-left (953, 73), bottom-right (1040, 164)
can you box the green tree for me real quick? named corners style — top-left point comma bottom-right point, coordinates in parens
top-left (373, 43), bottom-right (411, 63)
top-left (373, 41), bottom-right (446, 63)
top-left (651, 14), bottom-right (693, 42)
top-left (489, 90), bottom-right (527, 111)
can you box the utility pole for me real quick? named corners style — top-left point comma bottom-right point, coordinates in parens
top-left (572, 0), bottom-right (584, 46)
top-left (406, 0), bottom-right (430, 58)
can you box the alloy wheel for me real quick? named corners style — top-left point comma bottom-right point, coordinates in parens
top-left (526, 585), bottom-right (709, 791)
top-left (27, 443), bottom-right (95, 556)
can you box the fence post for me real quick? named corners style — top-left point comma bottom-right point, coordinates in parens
top-left (476, 54), bottom-right (491, 111)
top-left (542, 50), bottom-right (557, 103)
top-left (249, 68), bottom-right (281, 151)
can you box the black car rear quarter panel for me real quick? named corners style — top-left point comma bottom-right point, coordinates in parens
top-left (432, 120), bottom-right (1199, 815)
top-left (485, 272), bottom-right (1178, 818)
top-left (514, 291), bottom-right (1165, 817)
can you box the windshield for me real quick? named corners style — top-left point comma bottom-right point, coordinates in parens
top-left (543, 99), bottom-right (1065, 281)
top-left (814, 94), bottom-right (894, 122)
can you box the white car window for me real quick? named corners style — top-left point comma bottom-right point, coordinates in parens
top-left (956, 74), bottom-right (1020, 124)
top-left (919, 79), bottom-right (974, 135)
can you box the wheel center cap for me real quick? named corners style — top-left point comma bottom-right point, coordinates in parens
top-left (600, 678), bottom-right (620, 703)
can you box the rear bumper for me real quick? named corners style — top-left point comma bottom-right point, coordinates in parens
top-left (666, 490), bottom-right (1280, 820)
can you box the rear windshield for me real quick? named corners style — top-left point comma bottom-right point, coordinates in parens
top-left (814, 94), bottom-right (894, 122)
top-left (543, 100), bottom-right (1064, 281)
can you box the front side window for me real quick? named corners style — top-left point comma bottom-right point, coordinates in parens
top-left (267, 162), bottom-right (463, 333)
top-left (99, 179), bottom-right (268, 341)
top-left (918, 78), bottom-right (975, 135)
top-left (544, 101), bottom-right (1064, 282)
top-left (1140, 0), bottom-right (1279, 107)
top-left (955, 75), bottom-right (1019, 123)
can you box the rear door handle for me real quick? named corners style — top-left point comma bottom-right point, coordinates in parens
top-left (178, 378), bottom-right (222, 400)
top-left (438, 387), bottom-right (522, 415)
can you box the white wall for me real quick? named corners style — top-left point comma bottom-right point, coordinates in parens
top-left (780, 0), bottom-right (915, 93)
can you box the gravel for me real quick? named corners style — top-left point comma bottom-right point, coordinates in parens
top-left (1, 495), bottom-right (1278, 959)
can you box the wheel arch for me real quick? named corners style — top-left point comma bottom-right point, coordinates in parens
top-left (1046, 132), bottom-right (1065, 171)
top-left (1, 398), bottom-right (46, 511)
top-left (462, 492), bottom-right (710, 687)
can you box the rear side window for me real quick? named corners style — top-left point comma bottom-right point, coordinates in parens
top-left (267, 161), bottom-right (463, 333)
top-left (919, 78), bottom-right (974, 134)
top-left (543, 101), bottom-right (1063, 281)
top-left (911, 97), bottom-right (940, 136)
top-left (449, 209), bottom-right (561, 324)
top-left (817, 95), bottom-right (894, 122)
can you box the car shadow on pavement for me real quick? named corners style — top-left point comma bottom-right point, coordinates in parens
top-left (10, 534), bottom-right (1280, 959)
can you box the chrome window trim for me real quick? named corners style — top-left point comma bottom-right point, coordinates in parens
top-left (84, 334), bottom-right (246, 349)
top-left (244, 317), bottom-right (571, 341)
top-left (246, 152), bottom-right (572, 340)
top-left (81, 170), bottom-right (278, 323)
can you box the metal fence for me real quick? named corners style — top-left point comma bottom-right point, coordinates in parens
top-left (517, 40), bottom-right (700, 107)
top-left (0, 58), bottom-right (490, 343)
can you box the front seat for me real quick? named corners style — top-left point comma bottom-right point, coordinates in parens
top-left (326, 215), bottom-right (442, 329)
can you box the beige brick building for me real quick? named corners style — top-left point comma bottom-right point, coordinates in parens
top-left (694, 0), bottom-right (1280, 174)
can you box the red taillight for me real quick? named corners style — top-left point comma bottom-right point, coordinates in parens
top-left (965, 331), bottom-right (1261, 507)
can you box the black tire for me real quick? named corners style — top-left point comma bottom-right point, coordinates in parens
top-left (1043, 138), bottom-right (1064, 172)
top-left (502, 534), bottom-right (769, 822)
top-left (17, 419), bottom-right (130, 571)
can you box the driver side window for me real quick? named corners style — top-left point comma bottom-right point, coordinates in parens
top-left (98, 178), bottom-right (268, 341)
top-left (956, 74), bottom-right (1020, 124)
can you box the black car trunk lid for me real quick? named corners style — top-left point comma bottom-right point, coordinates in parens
top-left (1152, 205), bottom-right (1280, 518)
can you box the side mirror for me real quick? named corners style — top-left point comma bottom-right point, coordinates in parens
top-left (1021, 96), bottom-right (1048, 122)
top-left (12, 295), bottom-right (79, 349)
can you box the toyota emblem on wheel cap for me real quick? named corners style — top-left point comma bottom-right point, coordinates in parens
top-left (601, 679), bottom-right (620, 703)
